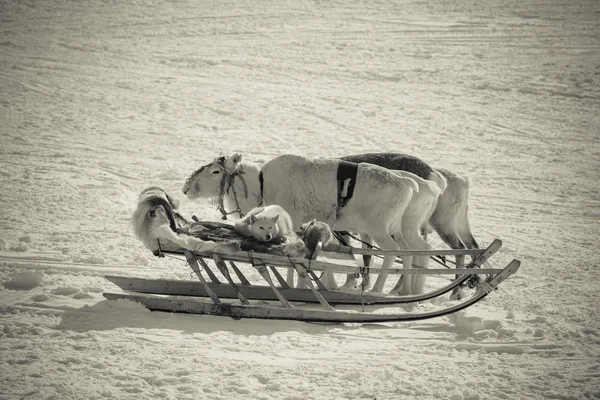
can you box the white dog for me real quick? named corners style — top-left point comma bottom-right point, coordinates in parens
top-left (234, 205), bottom-right (295, 242)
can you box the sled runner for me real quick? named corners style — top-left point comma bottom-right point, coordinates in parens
top-left (104, 237), bottom-right (520, 323)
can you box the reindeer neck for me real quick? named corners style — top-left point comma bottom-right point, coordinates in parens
top-left (222, 162), bottom-right (262, 217)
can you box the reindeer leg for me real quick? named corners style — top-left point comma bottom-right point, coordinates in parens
top-left (370, 234), bottom-right (401, 294)
top-left (433, 229), bottom-right (467, 300)
top-left (359, 233), bottom-right (373, 289)
top-left (337, 232), bottom-right (360, 290)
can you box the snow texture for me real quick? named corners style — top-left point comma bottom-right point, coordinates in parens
top-left (1, 0), bottom-right (599, 399)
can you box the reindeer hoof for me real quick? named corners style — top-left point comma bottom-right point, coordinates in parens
top-left (450, 288), bottom-right (464, 301)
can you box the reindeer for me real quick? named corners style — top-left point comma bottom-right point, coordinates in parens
top-left (370, 170), bottom-right (443, 295)
top-left (341, 153), bottom-right (480, 298)
top-left (181, 154), bottom-right (431, 293)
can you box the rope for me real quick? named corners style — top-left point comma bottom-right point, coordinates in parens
top-left (247, 250), bottom-right (257, 269)
top-left (430, 255), bottom-right (453, 269)
top-left (187, 255), bottom-right (204, 279)
top-left (214, 162), bottom-right (249, 220)
top-left (335, 231), bottom-right (464, 270)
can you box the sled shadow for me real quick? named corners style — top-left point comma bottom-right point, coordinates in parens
top-left (56, 294), bottom-right (466, 336)
top-left (56, 299), bottom-right (336, 336)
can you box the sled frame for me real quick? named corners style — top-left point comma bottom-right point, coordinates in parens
top-left (104, 239), bottom-right (521, 322)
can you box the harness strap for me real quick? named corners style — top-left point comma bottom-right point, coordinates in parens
top-left (226, 171), bottom-right (248, 199)
top-left (336, 160), bottom-right (358, 210)
top-left (216, 163), bottom-right (248, 220)
top-left (332, 230), bottom-right (351, 247)
top-left (258, 170), bottom-right (264, 206)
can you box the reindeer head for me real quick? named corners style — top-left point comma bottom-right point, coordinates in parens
top-left (181, 155), bottom-right (239, 199)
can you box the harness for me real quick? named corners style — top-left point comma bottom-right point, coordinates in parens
top-left (213, 161), bottom-right (249, 220)
top-left (203, 158), bottom-right (357, 220)
top-left (336, 160), bottom-right (358, 212)
top-left (259, 170), bottom-right (264, 202)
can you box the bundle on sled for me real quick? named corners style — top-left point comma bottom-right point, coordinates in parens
top-left (103, 185), bottom-right (521, 323)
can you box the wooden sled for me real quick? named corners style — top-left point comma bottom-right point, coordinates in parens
top-left (104, 238), bottom-right (521, 323)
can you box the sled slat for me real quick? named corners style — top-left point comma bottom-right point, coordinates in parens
top-left (163, 247), bottom-right (499, 276)
top-left (294, 264), bottom-right (334, 311)
top-left (195, 257), bottom-right (221, 284)
top-left (321, 244), bottom-right (485, 257)
top-left (269, 266), bottom-right (290, 289)
top-left (229, 261), bottom-right (251, 285)
top-left (183, 251), bottom-right (221, 305)
top-left (255, 263), bottom-right (293, 308)
top-left (468, 239), bottom-right (502, 268)
top-left (212, 255), bottom-right (250, 305)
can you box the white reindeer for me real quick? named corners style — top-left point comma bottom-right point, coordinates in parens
top-left (341, 153), bottom-right (479, 298)
top-left (340, 153), bottom-right (479, 267)
top-left (181, 153), bottom-right (425, 292)
top-left (369, 170), bottom-right (444, 295)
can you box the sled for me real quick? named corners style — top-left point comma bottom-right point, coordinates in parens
top-left (103, 238), bottom-right (521, 323)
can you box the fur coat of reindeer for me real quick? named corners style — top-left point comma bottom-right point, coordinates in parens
top-left (132, 186), bottom-right (239, 256)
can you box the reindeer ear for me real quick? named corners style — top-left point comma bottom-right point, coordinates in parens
top-left (249, 214), bottom-right (257, 224)
top-left (271, 214), bottom-right (279, 223)
top-left (223, 153), bottom-right (242, 171)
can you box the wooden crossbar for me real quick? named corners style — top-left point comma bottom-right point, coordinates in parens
top-left (229, 261), bottom-right (251, 285)
top-left (254, 263), bottom-right (292, 308)
top-left (183, 250), bottom-right (221, 305)
top-left (321, 244), bottom-right (486, 257)
top-left (212, 255), bottom-right (250, 305)
top-left (269, 266), bottom-right (290, 288)
top-left (294, 264), bottom-right (334, 311)
top-left (195, 257), bottom-right (221, 284)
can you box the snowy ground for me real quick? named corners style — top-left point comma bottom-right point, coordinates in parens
top-left (1, 0), bottom-right (599, 399)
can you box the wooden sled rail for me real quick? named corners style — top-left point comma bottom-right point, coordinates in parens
top-left (105, 269), bottom-right (478, 305)
top-left (165, 252), bottom-right (503, 276)
top-left (161, 239), bottom-right (496, 263)
top-left (103, 259), bottom-right (521, 323)
top-left (159, 238), bottom-right (503, 277)
top-left (321, 243), bottom-right (486, 257)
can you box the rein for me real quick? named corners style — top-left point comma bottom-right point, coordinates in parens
top-left (214, 162), bottom-right (249, 220)
top-left (187, 158), bottom-right (264, 220)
